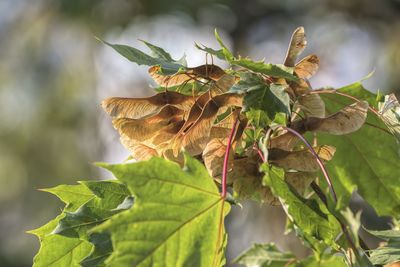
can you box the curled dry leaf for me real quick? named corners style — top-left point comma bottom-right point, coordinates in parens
top-left (102, 91), bottom-right (195, 119)
top-left (148, 64), bottom-right (226, 87)
top-left (284, 27), bottom-right (307, 67)
top-left (269, 145), bottom-right (336, 172)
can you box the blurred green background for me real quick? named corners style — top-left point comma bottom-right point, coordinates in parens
top-left (1, 0), bottom-right (400, 266)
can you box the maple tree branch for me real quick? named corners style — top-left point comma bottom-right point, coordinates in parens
top-left (280, 126), bottom-right (338, 203)
top-left (221, 116), bottom-right (240, 198)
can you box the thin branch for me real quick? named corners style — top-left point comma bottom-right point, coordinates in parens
top-left (280, 126), bottom-right (338, 202)
top-left (307, 89), bottom-right (380, 116)
top-left (221, 116), bottom-right (239, 198)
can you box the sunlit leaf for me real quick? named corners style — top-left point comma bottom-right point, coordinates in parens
top-left (139, 40), bottom-right (174, 62)
top-left (80, 233), bottom-right (112, 267)
top-left (213, 30), bottom-right (298, 81)
top-left (100, 39), bottom-right (184, 74)
top-left (93, 155), bottom-right (230, 267)
top-left (233, 73), bottom-right (290, 127)
top-left (262, 164), bottom-right (341, 253)
top-left (318, 82), bottom-right (400, 217)
top-left (234, 243), bottom-right (296, 267)
top-left (195, 42), bottom-right (226, 60)
top-left (367, 229), bottom-right (400, 265)
top-left (53, 181), bottom-right (130, 236)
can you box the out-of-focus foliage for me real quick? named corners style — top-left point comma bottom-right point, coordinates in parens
top-left (1, 0), bottom-right (400, 266)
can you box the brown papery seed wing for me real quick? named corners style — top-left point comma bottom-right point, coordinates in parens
top-left (202, 138), bottom-right (231, 178)
top-left (294, 54), bottom-right (319, 79)
top-left (231, 157), bottom-right (278, 205)
top-left (129, 144), bottom-right (159, 161)
top-left (210, 73), bottom-right (236, 94)
top-left (112, 105), bottom-right (184, 143)
top-left (149, 66), bottom-right (194, 87)
top-left (284, 27), bottom-right (307, 67)
top-left (297, 93), bottom-right (326, 118)
top-left (190, 64), bottom-right (226, 81)
top-left (102, 91), bottom-right (195, 119)
top-left (269, 145), bottom-right (336, 172)
top-left (180, 94), bottom-right (242, 153)
top-left (307, 101), bottom-right (369, 135)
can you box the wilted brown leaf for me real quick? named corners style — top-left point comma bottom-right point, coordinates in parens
top-left (102, 91), bottom-right (195, 119)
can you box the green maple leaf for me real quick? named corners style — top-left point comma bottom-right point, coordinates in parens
top-left (233, 243), bottom-right (296, 267)
top-left (29, 181), bottom-right (131, 267)
top-left (28, 184), bottom-right (95, 267)
top-left (296, 254), bottom-right (347, 267)
top-left (366, 228), bottom-right (400, 265)
top-left (80, 233), bottom-right (113, 267)
top-left (209, 30), bottom-right (298, 81)
top-left (93, 155), bottom-right (230, 267)
top-left (262, 165), bottom-right (341, 253)
top-left (318, 82), bottom-right (400, 218)
top-left (231, 73), bottom-right (290, 127)
top-left (99, 39), bottom-right (185, 75)
top-left (53, 181), bottom-right (130, 236)
top-left (234, 243), bottom-right (348, 267)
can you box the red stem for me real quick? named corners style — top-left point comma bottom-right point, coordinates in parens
top-left (253, 144), bottom-right (265, 162)
top-left (281, 126), bottom-right (338, 203)
top-left (221, 117), bottom-right (239, 198)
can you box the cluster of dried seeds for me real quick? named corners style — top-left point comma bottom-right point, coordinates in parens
top-left (102, 27), bottom-right (369, 204)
